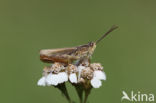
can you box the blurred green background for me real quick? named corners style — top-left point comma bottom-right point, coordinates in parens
top-left (0, 0), bottom-right (156, 103)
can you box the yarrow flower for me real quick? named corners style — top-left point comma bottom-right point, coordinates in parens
top-left (37, 61), bottom-right (106, 103)
top-left (67, 64), bottom-right (78, 83)
top-left (37, 62), bottom-right (68, 86)
top-left (37, 62), bottom-right (106, 88)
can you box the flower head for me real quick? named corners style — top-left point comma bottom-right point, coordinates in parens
top-left (37, 61), bottom-right (106, 88)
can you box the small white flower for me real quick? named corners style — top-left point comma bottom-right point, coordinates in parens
top-left (91, 78), bottom-right (102, 88)
top-left (69, 73), bottom-right (77, 83)
top-left (37, 76), bottom-right (46, 86)
top-left (93, 70), bottom-right (106, 80)
top-left (57, 72), bottom-right (68, 84)
top-left (46, 73), bottom-right (59, 86)
top-left (90, 71), bottom-right (106, 88)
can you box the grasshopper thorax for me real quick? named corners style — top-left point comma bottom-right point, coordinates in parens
top-left (74, 42), bottom-right (96, 59)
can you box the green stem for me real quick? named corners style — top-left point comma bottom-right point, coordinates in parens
top-left (55, 83), bottom-right (72, 103)
top-left (84, 88), bottom-right (92, 103)
top-left (74, 84), bottom-right (84, 103)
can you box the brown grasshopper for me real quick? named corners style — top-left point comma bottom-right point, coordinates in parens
top-left (40, 25), bottom-right (118, 65)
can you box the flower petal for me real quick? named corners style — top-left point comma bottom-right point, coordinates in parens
top-left (69, 73), bottom-right (77, 83)
top-left (91, 78), bottom-right (102, 88)
top-left (37, 76), bottom-right (46, 86)
top-left (57, 72), bottom-right (68, 84)
top-left (46, 73), bottom-right (59, 86)
top-left (93, 70), bottom-right (106, 80)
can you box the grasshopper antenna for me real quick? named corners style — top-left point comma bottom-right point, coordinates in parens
top-left (96, 25), bottom-right (118, 44)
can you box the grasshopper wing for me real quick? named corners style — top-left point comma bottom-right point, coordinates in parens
top-left (40, 47), bottom-right (79, 64)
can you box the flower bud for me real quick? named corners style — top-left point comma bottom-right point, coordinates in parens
top-left (81, 67), bottom-right (93, 80)
top-left (51, 62), bottom-right (65, 73)
top-left (90, 63), bottom-right (103, 71)
top-left (67, 64), bottom-right (78, 74)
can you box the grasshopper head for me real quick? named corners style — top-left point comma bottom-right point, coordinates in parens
top-left (88, 42), bottom-right (96, 57)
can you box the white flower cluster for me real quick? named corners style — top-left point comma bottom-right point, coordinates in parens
top-left (37, 62), bottom-right (106, 88)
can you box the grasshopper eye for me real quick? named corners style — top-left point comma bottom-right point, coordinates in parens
top-left (89, 42), bottom-right (94, 47)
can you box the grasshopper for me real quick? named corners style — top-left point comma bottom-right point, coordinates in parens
top-left (40, 25), bottom-right (118, 64)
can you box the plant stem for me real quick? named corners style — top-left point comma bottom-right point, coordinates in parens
top-left (74, 84), bottom-right (84, 103)
top-left (84, 88), bottom-right (92, 103)
top-left (56, 83), bottom-right (72, 103)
